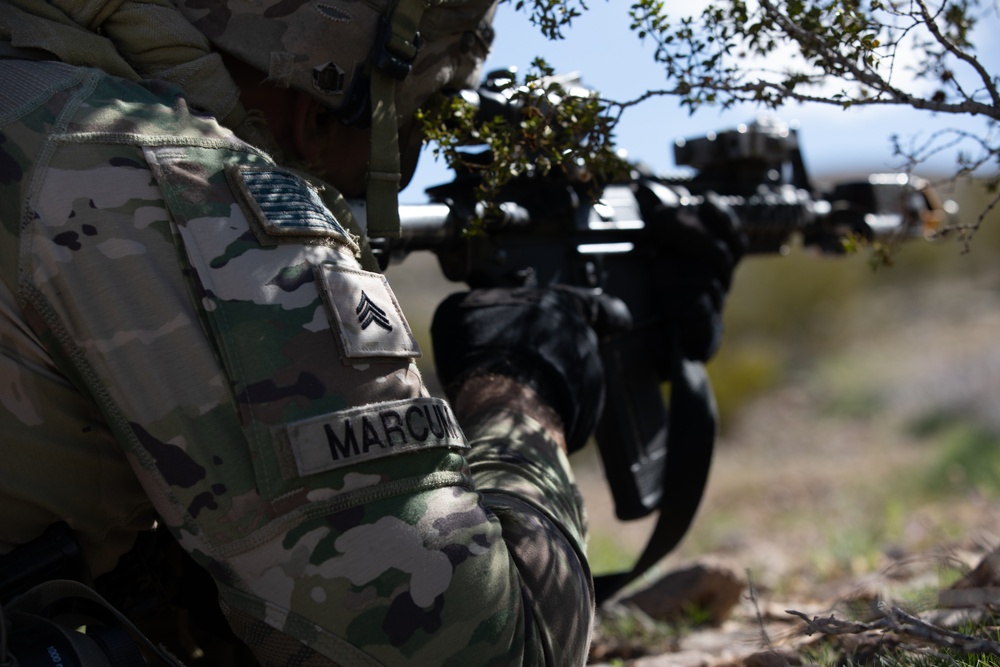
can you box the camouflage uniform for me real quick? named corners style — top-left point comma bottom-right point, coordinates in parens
top-left (0, 57), bottom-right (594, 665)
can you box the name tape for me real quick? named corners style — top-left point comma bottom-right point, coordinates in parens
top-left (280, 397), bottom-right (468, 476)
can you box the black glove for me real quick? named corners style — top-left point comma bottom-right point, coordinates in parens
top-left (637, 182), bottom-right (747, 363)
top-left (431, 286), bottom-right (631, 453)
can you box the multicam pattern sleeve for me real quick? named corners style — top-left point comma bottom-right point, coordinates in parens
top-left (0, 60), bottom-right (593, 666)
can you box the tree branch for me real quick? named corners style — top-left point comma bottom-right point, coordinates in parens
top-left (757, 0), bottom-right (900, 98)
top-left (914, 0), bottom-right (1000, 109)
top-left (788, 603), bottom-right (1000, 654)
top-left (612, 79), bottom-right (998, 119)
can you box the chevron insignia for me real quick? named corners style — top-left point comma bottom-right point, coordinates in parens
top-left (356, 291), bottom-right (393, 332)
top-left (315, 263), bottom-right (419, 359)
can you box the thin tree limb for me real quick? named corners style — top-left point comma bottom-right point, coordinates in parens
top-left (787, 604), bottom-right (1000, 654)
top-left (913, 0), bottom-right (1000, 108)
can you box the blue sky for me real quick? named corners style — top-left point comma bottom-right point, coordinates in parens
top-left (401, 1), bottom-right (998, 203)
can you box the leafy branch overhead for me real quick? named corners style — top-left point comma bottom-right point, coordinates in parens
top-left (416, 59), bottom-right (629, 226)
top-left (517, 0), bottom-right (996, 117)
top-left (507, 0), bottom-right (999, 238)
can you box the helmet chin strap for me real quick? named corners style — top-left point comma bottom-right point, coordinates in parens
top-left (364, 0), bottom-right (430, 239)
top-left (367, 69), bottom-right (404, 238)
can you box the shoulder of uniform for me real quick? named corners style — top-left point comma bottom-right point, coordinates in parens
top-left (48, 66), bottom-right (258, 155)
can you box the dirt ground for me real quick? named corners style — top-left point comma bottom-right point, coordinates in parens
top-left (580, 274), bottom-right (1000, 665)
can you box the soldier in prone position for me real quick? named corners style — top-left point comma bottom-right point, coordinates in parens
top-left (0, 0), bottom-right (605, 664)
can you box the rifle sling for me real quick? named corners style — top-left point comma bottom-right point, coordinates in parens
top-left (593, 341), bottom-right (716, 605)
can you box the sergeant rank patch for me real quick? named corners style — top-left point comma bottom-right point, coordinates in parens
top-left (278, 397), bottom-right (468, 475)
top-left (316, 262), bottom-right (420, 360)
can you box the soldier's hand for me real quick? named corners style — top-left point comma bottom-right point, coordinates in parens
top-left (431, 286), bottom-right (630, 454)
top-left (638, 185), bottom-right (747, 363)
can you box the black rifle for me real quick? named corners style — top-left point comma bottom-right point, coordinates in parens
top-left (361, 91), bottom-right (945, 601)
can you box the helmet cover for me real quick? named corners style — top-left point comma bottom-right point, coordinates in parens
top-left (171, 0), bottom-right (497, 125)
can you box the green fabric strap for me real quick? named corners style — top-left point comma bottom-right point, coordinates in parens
top-left (365, 0), bottom-right (428, 239)
top-left (367, 68), bottom-right (403, 238)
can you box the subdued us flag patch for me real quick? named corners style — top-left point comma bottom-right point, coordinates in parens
top-left (316, 262), bottom-right (421, 361)
top-left (225, 164), bottom-right (358, 253)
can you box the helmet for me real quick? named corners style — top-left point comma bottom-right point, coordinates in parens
top-left (171, 0), bottom-right (498, 236)
top-left (172, 0), bottom-right (495, 124)
top-left (0, 0), bottom-right (494, 236)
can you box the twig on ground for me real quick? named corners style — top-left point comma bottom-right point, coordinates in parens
top-left (786, 602), bottom-right (1000, 655)
top-left (746, 569), bottom-right (773, 649)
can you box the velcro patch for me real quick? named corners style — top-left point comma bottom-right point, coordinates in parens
top-left (316, 262), bottom-right (420, 360)
top-left (226, 165), bottom-right (356, 250)
top-left (280, 397), bottom-right (468, 475)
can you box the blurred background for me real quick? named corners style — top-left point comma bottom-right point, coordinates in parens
top-left (389, 2), bottom-right (1000, 595)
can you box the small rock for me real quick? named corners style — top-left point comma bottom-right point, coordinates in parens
top-left (740, 647), bottom-right (803, 667)
top-left (621, 558), bottom-right (746, 626)
top-left (627, 650), bottom-right (714, 667)
top-left (949, 543), bottom-right (1000, 589)
top-left (936, 544), bottom-right (1000, 609)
